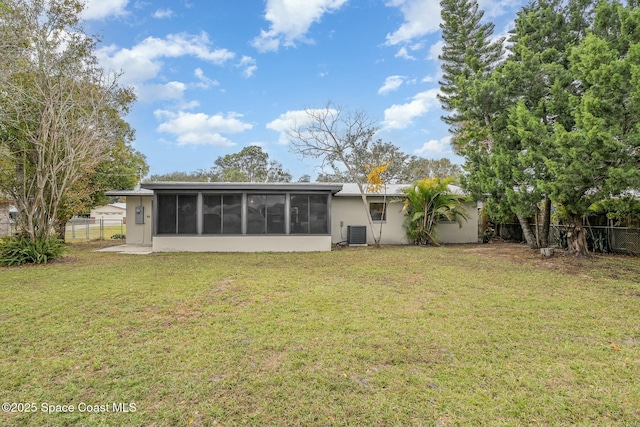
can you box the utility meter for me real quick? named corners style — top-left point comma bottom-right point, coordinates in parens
top-left (135, 206), bottom-right (145, 224)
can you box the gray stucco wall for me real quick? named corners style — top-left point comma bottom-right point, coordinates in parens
top-left (331, 196), bottom-right (478, 245)
top-left (331, 196), bottom-right (408, 245)
top-left (122, 192), bottom-right (478, 251)
top-left (125, 196), bottom-right (153, 246)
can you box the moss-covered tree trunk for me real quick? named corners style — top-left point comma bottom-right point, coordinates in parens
top-left (567, 215), bottom-right (589, 257)
top-left (540, 196), bottom-right (552, 248)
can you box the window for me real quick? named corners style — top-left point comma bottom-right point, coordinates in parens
top-left (155, 191), bottom-right (331, 237)
top-left (291, 194), bottom-right (328, 234)
top-left (157, 194), bottom-right (176, 234)
top-left (202, 194), bottom-right (242, 234)
top-left (157, 194), bottom-right (197, 234)
top-left (247, 194), bottom-right (285, 234)
top-left (370, 202), bottom-right (387, 222)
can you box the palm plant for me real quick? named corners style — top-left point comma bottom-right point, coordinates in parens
top-left (402, 177), bottom-right (469, 246)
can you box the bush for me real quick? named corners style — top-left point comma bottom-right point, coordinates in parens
top-left (110, 234), bottom-right (126, 240)
top-left (0, 235), bottom-right (66, 267)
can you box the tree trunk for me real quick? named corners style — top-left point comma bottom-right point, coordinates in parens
top-left (540, 196), bottom-right (551, 248)
top-left (567, 215), bottom-right (589, 257)
top-left (376, 193), bottom-right (387, 248)
top-left (54, 221), bottom-right (66, 242)
top-left (517, 213), bottom-right (539, 249)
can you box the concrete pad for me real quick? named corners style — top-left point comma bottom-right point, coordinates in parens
top-left (96, 244), bottom-right (153, 255)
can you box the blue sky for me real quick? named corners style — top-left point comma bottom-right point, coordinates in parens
top-left (81, 0), bottom-right (525, 181)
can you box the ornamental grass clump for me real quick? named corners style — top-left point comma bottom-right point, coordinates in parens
top-left (0, 234), bottom-right (65, 266)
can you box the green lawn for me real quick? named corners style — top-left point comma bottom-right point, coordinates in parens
top-left (1, 244), bottom-right (639, 426)
top-left (65, 224), bottom-right (126, 242)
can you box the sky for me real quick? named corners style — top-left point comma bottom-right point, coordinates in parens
top-left (81, 0), bottom-right (526, 181)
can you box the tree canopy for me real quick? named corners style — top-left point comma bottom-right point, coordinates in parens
top-left (149, 146), bottom-right (292, 183)
top-left (0, 0), bottom-right (136, 242)
top-left (440, 0), bottom-right (640, 256)
top-left (213, 146), bottom-right (292, 183)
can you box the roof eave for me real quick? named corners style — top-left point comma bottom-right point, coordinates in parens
top-left (140, 182), bottom-right (344, 194)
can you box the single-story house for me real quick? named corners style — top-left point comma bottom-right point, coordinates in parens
top-left (106, 182), bottom-right (478, 252)
top-left (0, 201), bottom-right (17, 237)
top-left (90, 203), bottom-right (127, 223)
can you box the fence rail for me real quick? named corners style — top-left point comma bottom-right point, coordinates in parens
top-left (496, 223), bottom-right (640, 255)
top-left (0, 218), bottom-right (126, 241)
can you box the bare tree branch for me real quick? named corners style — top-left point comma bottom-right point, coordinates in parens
top-left (286, 101), bottom-right (389, 245)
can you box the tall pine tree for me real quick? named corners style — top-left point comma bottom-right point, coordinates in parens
top-left (438, 0), bottom-right (504, 137)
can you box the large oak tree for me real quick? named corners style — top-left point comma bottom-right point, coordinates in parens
top-left (0, 0), bottom-right (135, 242)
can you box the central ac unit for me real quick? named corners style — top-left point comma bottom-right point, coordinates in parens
top-left (347, 225), bottom-right (367, 245)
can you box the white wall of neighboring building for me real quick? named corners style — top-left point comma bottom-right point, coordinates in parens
top-left (0, 202), bottom-right (11, 236)
top-left (90, 203), bottom-right (126, 222)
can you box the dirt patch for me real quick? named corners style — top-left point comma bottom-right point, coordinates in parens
top-left (460, 241), bottom-right (640, 281)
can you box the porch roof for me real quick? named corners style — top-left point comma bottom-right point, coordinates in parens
top-left (140, 182), bottom-right (343, 193)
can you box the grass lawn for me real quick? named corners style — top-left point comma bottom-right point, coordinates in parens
top-left (65, 225), bottom-right (126, 242)
top-left (1, 243), bottom-right (639, 426)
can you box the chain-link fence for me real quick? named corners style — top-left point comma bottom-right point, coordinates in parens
top-left (65, 218), bottom-right (126, 241)
top-left (0, 218), bottom-right (126, 241)
top-left (496, 223), bottom-right (640, 255)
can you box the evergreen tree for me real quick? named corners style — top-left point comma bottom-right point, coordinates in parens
top-left (485, 0), bottom-right (581, 248)
top-left (543, 0), bottom-right (640, 256)
top-left (438, 0), bottom-right (504, 136)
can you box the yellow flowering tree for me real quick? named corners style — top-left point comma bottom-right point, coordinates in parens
top-left (366, 162), bottom-right (390, 247)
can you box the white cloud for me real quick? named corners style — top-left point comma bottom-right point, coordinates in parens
top-left (395, 47), bottom-right (416, 60)
top-left (478, 0), bottom-right (519, 18)
top-left (252, 0), bottom-right (349, 52)
top-left (427, 40), bottom-right (444, 60)
top-left (382, 88), bottom-right (440, 129)
top-left (154, 110), bottom-right (252, 146)
top-left (97, 33), bottom-right (234, 85)
top-left (136, 82), bottom-right (187, 103)
top-left (153, 8), bottom-right (174, 19)
top-left (193, 68), bottom-right (219, 89)
top-left (378, 75), bottom-right (406, 95)
top-left (414, 136), bottom-right (452, 156)
top-left (385, 0), bottom-right (441, 46)
top-left (81, 0), bottom-right (129, 20)
top-left (237, 56), bottom-right (257, 78)
top-left (96, 33), bottom-right (235, 101)
top-left (133, 1), bottom-right (150, 10)
top-left (267, 109), bottom-right (337, 144)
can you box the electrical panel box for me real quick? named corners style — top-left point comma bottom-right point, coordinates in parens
top-left (135, 206), bottom-right (145, 224)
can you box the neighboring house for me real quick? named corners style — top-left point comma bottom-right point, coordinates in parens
top-left (90, 203), bottom-right (127, 223)
top-left (0, 200), bottom-right (17, 237)
top-left (107, 182), bottom-right (479, 252)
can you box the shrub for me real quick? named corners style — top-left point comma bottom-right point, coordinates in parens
top-left (110, 234), bottom-right (126, 240)
top-left (402, 177), bottom-right (469, 246)
top-left (0, 235), bottom-right (66, 267)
